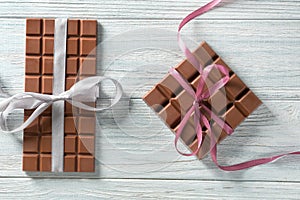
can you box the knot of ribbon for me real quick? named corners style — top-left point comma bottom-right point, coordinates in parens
top-left (0, 76), bottom-right (123, 134)
top-left (170, 64), bottom-right (233, 157)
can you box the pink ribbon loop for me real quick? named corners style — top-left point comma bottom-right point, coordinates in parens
top-left (176, 0), bottom-right (300, 171)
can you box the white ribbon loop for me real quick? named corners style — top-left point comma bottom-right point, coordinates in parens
top-left (67, 76), bottom-right (123, 111)
top-left (0, 76), bottom-right (123, 134)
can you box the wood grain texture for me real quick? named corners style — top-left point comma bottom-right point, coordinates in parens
top-left (0, 178), bottom-right (300, 199)
top-left (1, 101), bottom-right (300, 181)
top-left (0, 19), bottom-right (299, 99)
top-left (0, 0), bottom-right (299, 19)
top-left (0, 0), bottom-right (299, 199)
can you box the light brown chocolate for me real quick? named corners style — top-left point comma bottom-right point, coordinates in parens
top-left (143, 41), bottom-right (262, 159)
top-left (23, 18), bottom-right (97, 172)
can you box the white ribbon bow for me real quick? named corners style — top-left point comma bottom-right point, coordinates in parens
top-left (0, 76), bottom-right (123, 133)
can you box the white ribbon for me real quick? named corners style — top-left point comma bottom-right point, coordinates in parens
top-left (52, 18), bottom-right (68, 172)
top-left (0, 76), bottom-right (123, 134)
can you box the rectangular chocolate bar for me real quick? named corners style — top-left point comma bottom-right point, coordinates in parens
top-left (23, 18), bottom-right (97, 172)
top-left (143, 41), bottom-right (262, 159)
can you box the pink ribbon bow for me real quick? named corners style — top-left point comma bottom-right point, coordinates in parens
top-left (175, 0), bottom-right (300, 171)
top-left (170, 64), bottom-right (232, 156)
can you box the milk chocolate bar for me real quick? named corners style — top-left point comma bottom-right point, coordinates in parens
top-left (143, 42), bottom-right (262, 159)
top-left (23, 19), bottom-right (97, 172)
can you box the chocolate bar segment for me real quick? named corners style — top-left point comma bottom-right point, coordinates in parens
top-left (143, 41), bottom-right (262, 159)
top-left (23, 19), bottom-right (97, 172)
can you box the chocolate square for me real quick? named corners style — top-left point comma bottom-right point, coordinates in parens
top-left (143, 41), bottom-right (262, 159)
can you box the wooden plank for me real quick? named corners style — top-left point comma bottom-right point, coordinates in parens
top-left (0, 19), bottom-right (299, 100)
top-left (0, 99), bottom-right (300, 181)
top-left (0, 178), bottom-right (299, 199)
top-left (0, 0), bottom-right (299, 19)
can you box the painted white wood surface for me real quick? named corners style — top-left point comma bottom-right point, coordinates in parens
top-left (0, 0), bottom-right (300, 199)
top-left (0, 178), bottom-right (300, 200)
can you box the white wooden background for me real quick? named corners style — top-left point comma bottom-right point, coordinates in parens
top-left (0, 0), bottom-right (300, 199)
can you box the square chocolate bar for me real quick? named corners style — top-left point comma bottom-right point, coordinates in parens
top-left (143, 42), bottom-right (262, 159)
top-left (23, 19), bottom-right (97, 172)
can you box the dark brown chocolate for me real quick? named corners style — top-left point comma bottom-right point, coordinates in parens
top-left (23, 18), bottom-right (97, 172)
top-left (143, 41), bottom-right (262, 159)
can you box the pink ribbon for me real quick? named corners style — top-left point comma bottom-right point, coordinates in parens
top-left (176, 0), bottom-right (300, 170)
top-left (170, 64), bottom-right (232, 156)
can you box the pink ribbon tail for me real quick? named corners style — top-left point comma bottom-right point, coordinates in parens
top-left (210, 140), bottom-right (300, 171)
